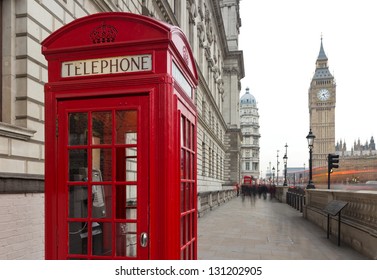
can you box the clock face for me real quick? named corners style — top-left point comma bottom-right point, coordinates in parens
top-left (317, 88), bottom-right (330, 101)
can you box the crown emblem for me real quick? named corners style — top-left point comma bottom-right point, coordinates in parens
top-left (182, 46), bottom-right (189, 65)
top-left (90, 23), bottom-right (118, 44)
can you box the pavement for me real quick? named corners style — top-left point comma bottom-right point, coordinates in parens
top-left (197, 195), bottom-right (369, 260)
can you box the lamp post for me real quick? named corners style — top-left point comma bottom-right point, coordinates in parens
top-left (283, 143), bottom-right (288, 186)
top-left (306, 129), bottom-right (316, 189)
top-left (276, 150), bottom-right (279, 186)
top-left (272, 167), bottom-right (275, 185)
top-left (303, 163), bottom-right (306, 186)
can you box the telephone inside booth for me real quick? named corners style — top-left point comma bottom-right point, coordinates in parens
top-left (69, 167), bottom-right (107, 255)
top-left (69, 168), bottom-right (106, 218)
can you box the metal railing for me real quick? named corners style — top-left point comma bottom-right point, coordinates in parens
top-left (286, 187), bottom-right (305, 212)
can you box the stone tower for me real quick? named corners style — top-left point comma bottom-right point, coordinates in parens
top-left (240, 87), bottom-right (260, 179)
top-left (308, 38), bottom-right (336, 167)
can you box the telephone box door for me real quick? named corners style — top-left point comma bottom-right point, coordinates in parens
top-left (56, 94), bottom-right (149, 259)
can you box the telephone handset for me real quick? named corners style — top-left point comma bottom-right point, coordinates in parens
top-left (91, 169), bottom-right (106, 218)
top-left (79, 168), bottom-right (106, 218)
top-left (69, 168), bottom-right (106, 255)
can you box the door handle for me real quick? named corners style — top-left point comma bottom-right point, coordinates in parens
top-left (140, 232), bottom-right (148, 247)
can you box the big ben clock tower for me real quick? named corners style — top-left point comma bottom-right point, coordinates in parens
top-left (308, 37), bottom-right (336, 167)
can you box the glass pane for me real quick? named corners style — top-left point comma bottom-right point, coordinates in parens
top-left (125, 132), bottom-right (137, 145)
top-left (116, 223), bottom-right (137, 257)
top-left (181, 116), bottom-right (185, 146)
top-left (126, 207), bottom-right (137, 220)
top-left (116, 185), bottom-right (137, 219)
top-left (127, 185), bottom-right (137, 205)
top-left (188, 213), bottom-right (193, 241)
top-left (115, 148), bottom-right (137, 182)
top-left (69, 113), bottom-right (88, 146)
top-left (92, 184), bottom-right (112, 219)
top-left (191, 154), bottom-right (195, 180)
top-left (186, 215), bottom-right (189, 244)
top-left (69, 185), bottom-right (88, 218)
top-left (92, 111), bottom-right (112, 144)
top-left (191, 123), bottom-right (195, 150)
top-left (180, 217), bottom-right (185, 247)
top-left (116, 110), bottom-right (137, 144)
top-left (69, 222), bottom-right (88, 255)
top-left (69, 149), bottom-right (88, 181)
top-left (185, 184), bottom-right (190, 211)
top-left (190, 183), bottom-right (194, 209)
top-left (180, 183), bottom-right (184, 212)
top-left (115, 148), bottom-right (126, 181)
top-left (186, 151), bottom-right (190, 180)
top-left (126, 147), bottom-right (137, 157)
top-left (186, 121), bottom-right (191, 149)
top-left (126, 154), bottom-right (137, 182)
top-left (180, 149), bottom-right (184, 179)
top-left (92, 222), bottom-right (112, 256)
top-left (92, 148), bottom-right (112, 181)
top-left (180, 217), bottom-right (184, 247)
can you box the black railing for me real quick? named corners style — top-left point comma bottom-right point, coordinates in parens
top-left (286, 187), bottom-right (305, 213)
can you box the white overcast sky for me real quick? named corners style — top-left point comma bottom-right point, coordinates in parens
top-left (238, 0), bottom-right (377, 177)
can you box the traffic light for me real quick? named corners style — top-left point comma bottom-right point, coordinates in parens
top-left (328, 154), bottom-right (339, 172)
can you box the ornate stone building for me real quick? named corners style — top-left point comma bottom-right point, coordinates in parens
top-left (0, 0), bottom-right (243, 259)
top-left (240, 87), bottom-right (260, 179)
top-left (336, 137), bottom-right (376, 154)
top-left (334, 137), bottom-right (377, 183)
top-left (308, 38), bottom-right (336, 167)
top-left (142, 1), bottom-right (244, 190)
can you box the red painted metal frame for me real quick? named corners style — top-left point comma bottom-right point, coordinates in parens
top-left (178, 100), bottom-right (198, 259)
top-left (57, 95), bottom-right (149, 259)
top-left (42, 12), bottom-right (198, 259)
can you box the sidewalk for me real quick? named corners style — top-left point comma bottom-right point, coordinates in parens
top-left (198, 195), bottom-right (369, 260)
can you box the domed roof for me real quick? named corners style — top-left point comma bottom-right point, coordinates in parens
top-left (240, 87), bottom-right (256, 106)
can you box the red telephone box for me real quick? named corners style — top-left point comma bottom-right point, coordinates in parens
top-left (42, 12), bottom-right (198, 260)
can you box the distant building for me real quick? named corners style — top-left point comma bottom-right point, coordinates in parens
top-left (336, 137), bottom-right (376, 155)
top-left (240, 87), bottom-right (260, 179)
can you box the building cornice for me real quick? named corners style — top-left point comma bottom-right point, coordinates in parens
top-left (154, 0), bottom-right (179, 26)
top-left (0, 122), bottom-right (36, 141)
top-left (225, 50), bottom-right (245, 78)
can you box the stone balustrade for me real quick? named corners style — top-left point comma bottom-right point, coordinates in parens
top-left (275, 186), bottom-right (289, 203)
top-left (197, 189), bottom-right (236, 217)
top-left (305, 189), bottom-right (377, 259)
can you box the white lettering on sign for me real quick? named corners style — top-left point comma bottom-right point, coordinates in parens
top-left (61, 54), bottom-right (152, 77)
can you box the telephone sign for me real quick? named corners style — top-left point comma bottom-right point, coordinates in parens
top-left (61, 54), bottom-right (152, 77)
top-left (42, 12), bottom-right (198, 260)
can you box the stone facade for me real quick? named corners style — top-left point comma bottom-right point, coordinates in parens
top-left (0, 0), bottom-right (243, 259)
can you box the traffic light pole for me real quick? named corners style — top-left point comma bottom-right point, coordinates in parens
top-left (327, 153), bottom-right (339, 189)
